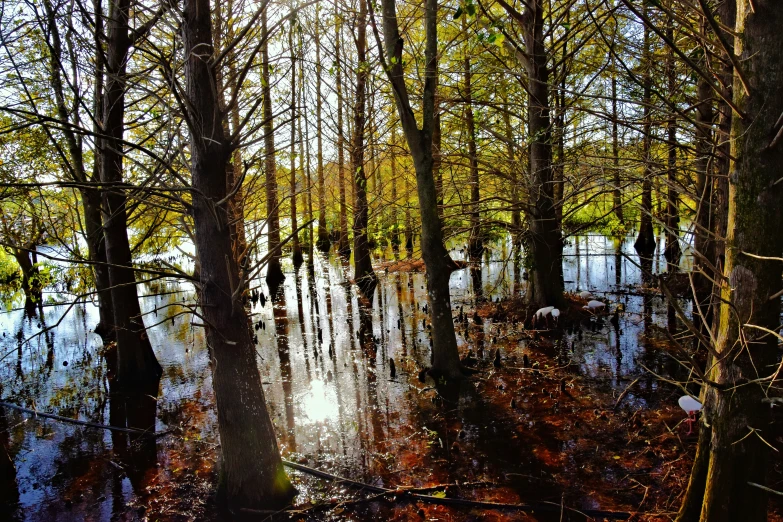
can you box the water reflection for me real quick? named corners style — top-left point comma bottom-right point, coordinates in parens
top-left (0, 231), bottom-right (694, 519)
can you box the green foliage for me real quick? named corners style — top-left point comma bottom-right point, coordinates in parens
top-left (0, 249), bottom-right (19, 284)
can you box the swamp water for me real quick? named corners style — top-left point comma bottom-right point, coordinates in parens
top-left (0, 233), bottom-right (710, 521)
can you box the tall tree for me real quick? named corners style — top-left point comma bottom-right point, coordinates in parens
top-left (315, 5), bottom-right (330, 253)
top-left (375, 0), bottom-right (464, 379)
top-left (677, 2), bottom-right (783, 520)
top-left (633, 2), bottom-right (656, 258)
top-left (350, 0), bottom-right (377, 299)
top-left (335, 0), bottom-right (350, 256)
top-left (262, 5), bottom-right (285, 294)
top-left (100, 0), bottom-right (161, 385)
top-left (463, 20), bottom-right (483, 260)
top-left (494, 0), bottom-right (565, 307)
top-left (181, 0), bottom-right (295, 509)
top-left (289, 16), bottom-right (303, 268)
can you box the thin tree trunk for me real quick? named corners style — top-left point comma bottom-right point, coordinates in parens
top-left (611, 56), bottom-right (623, 223)
top-left (351, 0), bottom-right (377, 299)
top-left (101, 0), bottom-right (161, 385)
top-left (552, 13), bottom-right (568, 224)
top-left (663, 20), bottom-right (680, 267)
top-left (676, 2), bottom-right (734, 519)
top-left (404, 169), bottom-right (413, 257)
top-left (262, 7), bottom-right (285, 294)
top-left (289, 21), bottom-right (303, 268)
top-left (299, 30), bottom-right (313, 263)
top-left (43, 0), bottom-right (114, 338)
top-left (464, 36), bottom-right (482, 260)
top-left (502, 95), bottom-right (521, 234)
top-left (315, 7), bottom-right (330, 252)
top-left (181, 0), bottom-right (295, 509)
top-left (634, 7), bottom-right (655, 258)
top-left (378, 0), bottom-right (463, 380)
top-left (335, 1), bottom-right (350, 257)
top-left (228, 88), bottom-right (248, 277)
top-left (390, 128), bottom-right (400, 251)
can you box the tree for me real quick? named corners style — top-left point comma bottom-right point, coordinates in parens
top-left (100, 0), bottom-right (162, 385)
top-left (350, 0), bottom-right (377, 299)
top-left (314, 4), bottom-right (330, 253)
top-left (492, 0), bottom-right (565, 307)
top-left (374, 0), bottom-right (464, 379)
top-left (289, 14), bottom-right (303, 269)
top-left (676, 2), bottom-right (783, 520)
top-left (262, 5), bottom-right (285, 294)
top-left (180, 0), bottom-right (295, 509)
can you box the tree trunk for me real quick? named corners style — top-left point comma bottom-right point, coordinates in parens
top-left (228, 88), bottom-right (248, 278)
top-left (13, 246), bottom-right (41, 316)
top-left (464, 40), bottom-right (483, 260)
top-left (81, 189), bottom-right (114, 337)
top-left (524, 0), bottom-right (564, 308)
top-left (611, 56), bottom-right (623, 223)
top-left (351, 0), bottom-right (377, 299)
top-left (289, 23), bottom-right (303, 268)
top-left (315, 9), bottom-right (330, 253)
top-left (634, 8), bottom-right (655, 258)
top-left (43, 0), bottom-right (114, 338)
top-left (552, 13), bottom-right (568, 224)
top-left (676, 7), bottom-right (735, 520)
top-left (181, 0), bottom-right (295, 509)
top-left (502, 96), bottom-right (521, 233)
top-left (262, 7), bottom-right (285, 295)
top-left (335, 1), bottom-right (350, 257)
top-left (390, 128), bottom-right (400, 251)
top-left (681, 3), bottom-right (783, 521)
top-left (663, 20), bottom-right (680, 267)
top-left (101, 0), bottom-right (161, 386)
top-left (404, 161), bottom-right (414, 257)
top-left (379, 0), bottom-right (463, 380)
top-left (299, 32), bottom-right (313, 263)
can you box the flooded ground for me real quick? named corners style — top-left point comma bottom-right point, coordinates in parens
top-left (1, 232), bottom-right (781, 521)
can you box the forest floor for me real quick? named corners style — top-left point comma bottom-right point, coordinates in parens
top-left (126, 292), bottom-right (783, 521)
top-left (5, 258), bottom-right (783, 522)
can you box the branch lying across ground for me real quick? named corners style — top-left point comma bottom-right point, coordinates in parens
top-left (0, 400), bottom-right (171, 438)
top-left (258, 459), bottom-right (634, 520)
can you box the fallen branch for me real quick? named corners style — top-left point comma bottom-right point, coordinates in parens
top-left (613, 377), bottom-right (642, 410)
top-left (0, 400), bottom-right (170, 438)
top-left (280, 460), bottom-right (631, 519)
top-left (748, 481), bottom-right (783, 497)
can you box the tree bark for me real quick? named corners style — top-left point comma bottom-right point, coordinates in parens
top-left (100, 0), bottom-right (161, 385)
top-left (611, 56), bottom-right (623, 223)
top-left (351, 0), bottom-right (378, 300)
top-left (523, 0), bottom-right (564, 307)
top-left (663, 20), bottom-right (680, 267)
top-left (289, 21), bottom-right (303, 268)
top-left (181, 0), bottom-right (295, 509)
top-left (681, 3), bottom-right (783, 520)
top-left (634, 7), bottom-right (655, 258)
top-left (377, 0), bottom-right (463, 380)
top-left (390, 128), bottom-right (401, 251)
top-left (464, 37), bottom-right (483, 260)
top-left (335, 1), bottom-right (350, 257)
top-left (262, 7), bottom-right (285, 294)
top-left (315, 8), bottom-right (330, 253)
